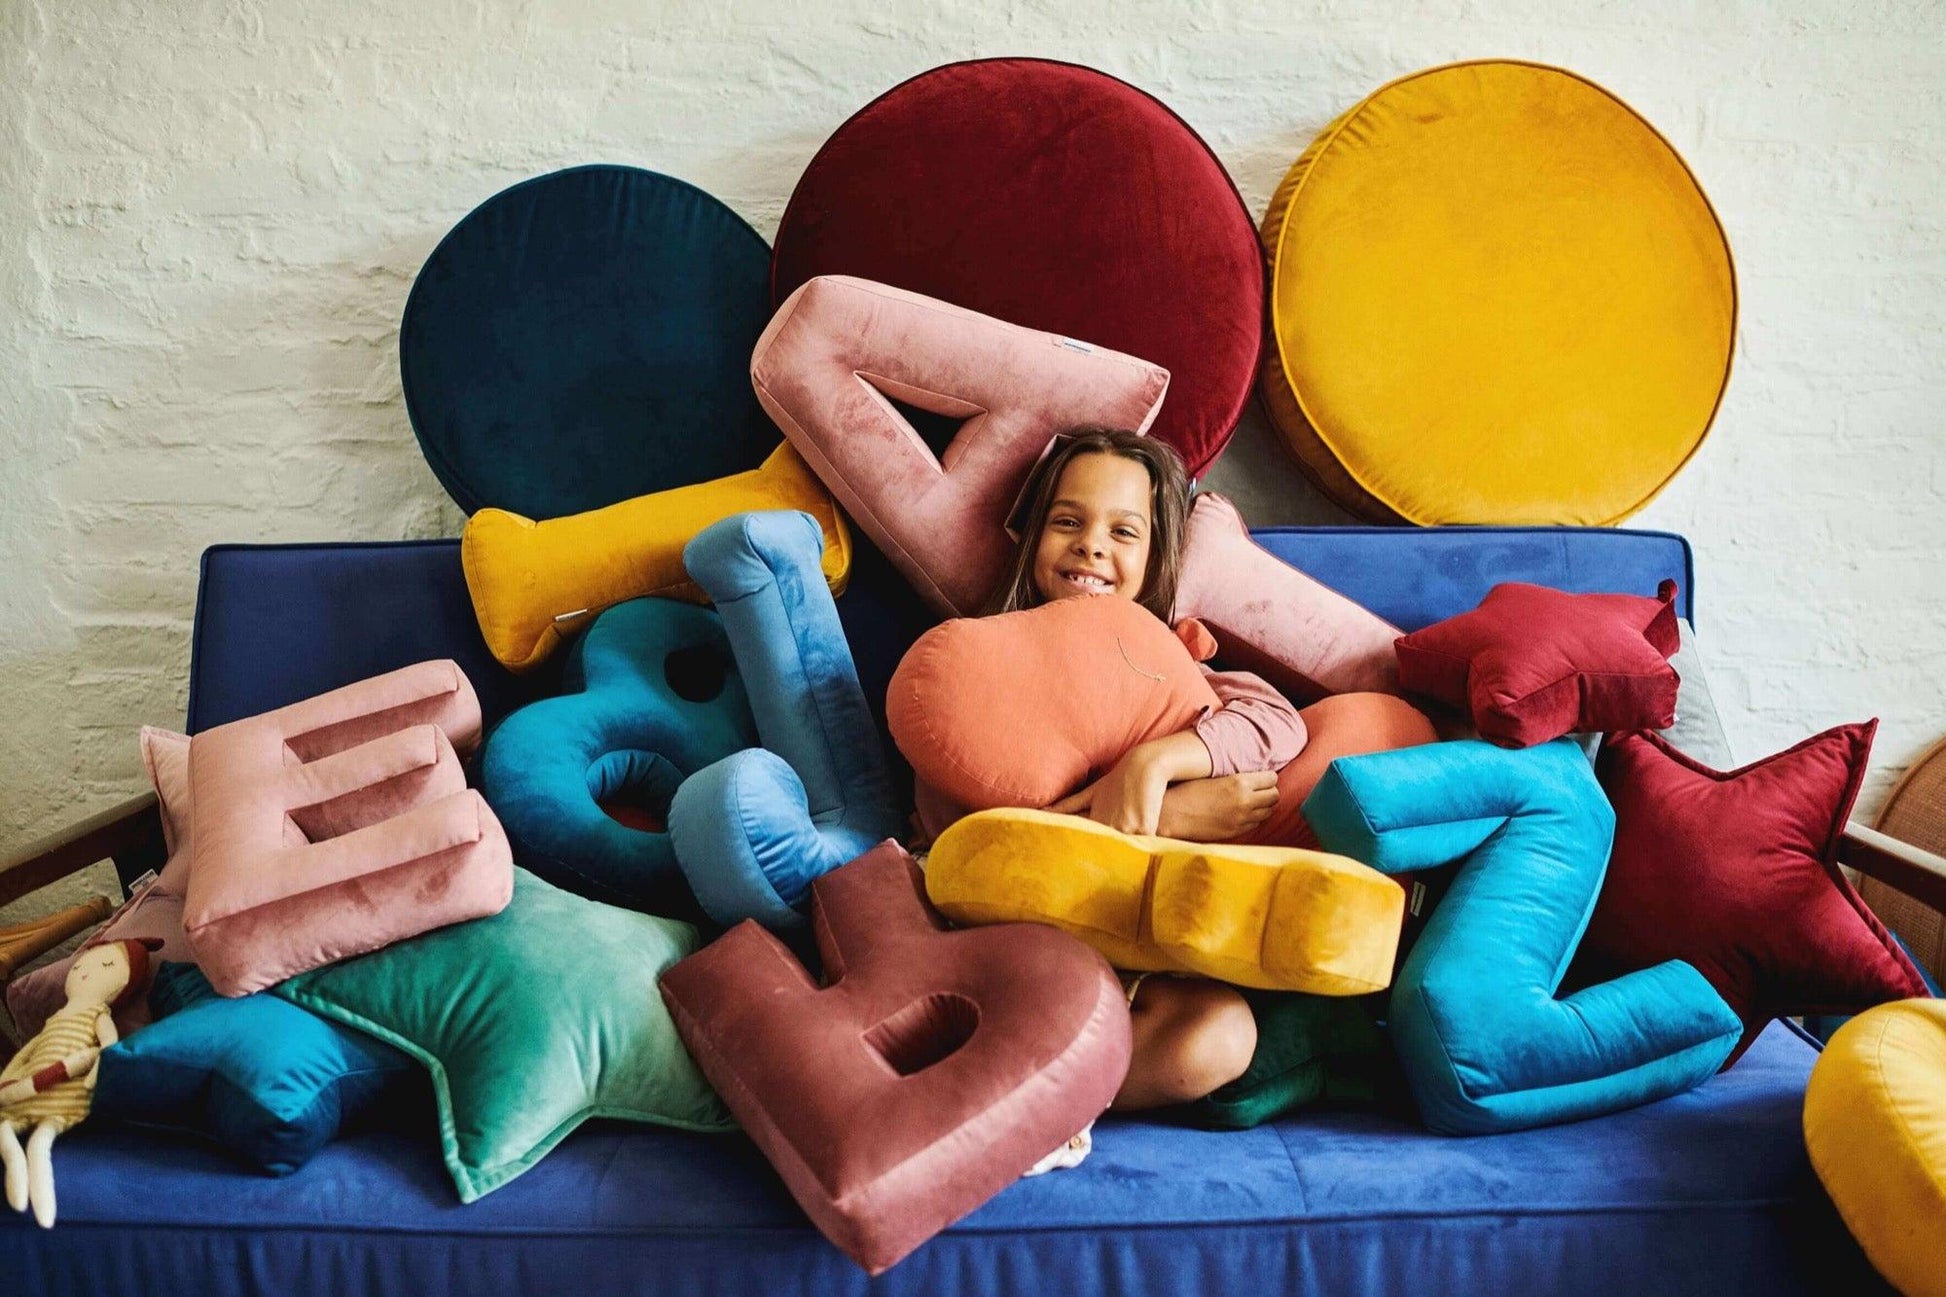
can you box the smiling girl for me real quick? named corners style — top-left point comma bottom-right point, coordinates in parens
top-left (978, 428), bottom-right (1309, 1112)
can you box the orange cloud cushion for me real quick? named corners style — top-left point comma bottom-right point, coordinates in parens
top-left (887, 598), bottom-right (1435, 845)
top-left (888, 598), bottom-right (1217, 812)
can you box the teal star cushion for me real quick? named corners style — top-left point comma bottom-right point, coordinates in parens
top-left (275, 867), bottom-right (733, 1201)
top-left (94, 961), bottom-right (420, 1176)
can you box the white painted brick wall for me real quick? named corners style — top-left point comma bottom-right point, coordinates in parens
top-left (4, 0), bottom-right (1944, 924)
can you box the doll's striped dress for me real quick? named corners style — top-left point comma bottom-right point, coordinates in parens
top-left (0, 1008), bottom-right (99, 1129)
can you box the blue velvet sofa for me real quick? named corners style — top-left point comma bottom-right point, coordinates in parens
top-left (2, 523), bottom-right (1924, 1295)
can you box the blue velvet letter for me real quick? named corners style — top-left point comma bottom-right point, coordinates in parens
top-left (1303, 739), bottom-right (1741, 1135)
top-left (669, 511), bottom-right (905, 931)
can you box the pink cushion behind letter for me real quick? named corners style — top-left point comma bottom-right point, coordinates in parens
top-left (1177, 492), bottom-right (1402, 702)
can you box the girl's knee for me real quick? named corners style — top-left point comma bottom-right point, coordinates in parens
top-left (1128, 979), bottom-right (1257, 1103)
top-left (1187, 987), bottom-right (1258, 1093)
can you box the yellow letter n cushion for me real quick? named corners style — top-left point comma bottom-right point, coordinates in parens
top-left (926, 808), bottom-right (1404, 995)
top-left (1803, 998), bottom-right (1946, 1297)
top-left (1260, 60), bottom-right (1736, 525)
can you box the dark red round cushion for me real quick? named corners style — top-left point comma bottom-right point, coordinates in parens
top-left (772, 58), bottom-right (1261, 479)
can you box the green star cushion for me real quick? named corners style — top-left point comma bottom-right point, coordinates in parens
top-left (275, 867), bottom-right (733, 1202)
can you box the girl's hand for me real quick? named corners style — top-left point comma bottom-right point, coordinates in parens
top-left (1155, 772), bottom-right (1279, 842)
top-left (1047, 732), bottom-right (1216, 838)
top-left (1080, 749), bottom-right (1173, 836)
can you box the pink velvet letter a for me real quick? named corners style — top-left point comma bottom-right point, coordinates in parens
top-left (750, 275), bottom-right (1171, 616)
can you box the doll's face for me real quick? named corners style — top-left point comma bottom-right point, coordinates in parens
top-left (1030, 453), bottom-right (1155, 605)
top-left (63, 944), bottom-right (132, 1008)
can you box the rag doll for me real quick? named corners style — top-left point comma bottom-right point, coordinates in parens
top-left (0, 936), bottom-right (160, 1227)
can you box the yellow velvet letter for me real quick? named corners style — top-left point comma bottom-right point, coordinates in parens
top-left (461, 444), bottom-right (850, 672)
top-left (925, 808), bottom-right (1404, 996)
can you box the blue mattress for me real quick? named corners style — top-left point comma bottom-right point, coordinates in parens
top-left (3, 529), bottom-right (1882, 1293)
top-left (4, 1022), bottom-right (1872, 1294)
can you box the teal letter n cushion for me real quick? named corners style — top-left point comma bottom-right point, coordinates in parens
top-left (1302, 739), bottom-right (1741, 1135)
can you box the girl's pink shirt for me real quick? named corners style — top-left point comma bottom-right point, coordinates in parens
top-left (1193, 663), bottom-right (1307, 778)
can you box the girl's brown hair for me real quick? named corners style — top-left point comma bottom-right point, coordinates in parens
top-left (983, 428), bottom-right (1192, 624)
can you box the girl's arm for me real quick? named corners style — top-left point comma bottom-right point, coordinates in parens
top-left (1194, 667), bottom-right (1307, 776)
top-left (1061, 731), bottom-right (1213, 836)
top-left (1155, 771), bottom-right (1280, 841)
top-left (1051, 669), bottom-right (1303, 837)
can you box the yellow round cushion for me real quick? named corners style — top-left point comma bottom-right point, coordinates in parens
top-left (1260, 60), bottom-right (1736, 525)
top-left (925, 808), bottom-right (1404, 996)
top-left (1803, 998), bottom-right (1946, 1297)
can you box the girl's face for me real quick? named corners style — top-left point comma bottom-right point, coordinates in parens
top-left (1030, 452), bottom-right (1155, 605)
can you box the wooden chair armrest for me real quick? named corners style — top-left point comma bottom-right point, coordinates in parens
top-left (0, 791), bottom-right (163, 911)
top-left (1840, 821), bottom-right (1946, 917)
top-left (0, 896), bottom-right (116, 983)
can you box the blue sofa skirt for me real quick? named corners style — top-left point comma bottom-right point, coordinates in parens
top-left (5, 1021), bottom-right (1878, 1296)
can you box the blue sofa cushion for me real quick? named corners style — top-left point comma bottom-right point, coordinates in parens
top-left (187, 528), bottom-right (1692, 741)
top-left (17, 1022), bottom-right (1875, 1295)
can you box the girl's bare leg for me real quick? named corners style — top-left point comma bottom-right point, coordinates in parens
top-left (1112, 977), bottom-right (1256, 1110)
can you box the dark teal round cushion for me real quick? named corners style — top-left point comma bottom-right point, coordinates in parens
top-left (401, 164), bottom-right (775, 518)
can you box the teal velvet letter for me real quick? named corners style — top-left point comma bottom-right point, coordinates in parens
top-left (1303, 739), bottom-right (1741, 1135)
top-left (478, 598), bottom-right (756, 916)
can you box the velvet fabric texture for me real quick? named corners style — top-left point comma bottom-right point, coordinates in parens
top-left (181, 529), bottom-right (1694, 744)
top-left (186, 541), bottom-right (546, 738)
top-left (91, 963), bottom-right (417, 1177)
top-left (751, 275), bottom-right (1400, 701)
top-left (750, 274), bottom-right (1169, 616)
top-left (1804, 999), bottom-right (1946, 1297)
top-left (1243, 526), bottom-right (1695, 633)
top-left (665, 512), bottom-right (905, 931)
top-left (890, 597), bottom-right (1214, 812)
top-left (770, 58), bottom-right (1259, 478)
top-left (6, 529), bottom-right (1879, 1294)
top-left (660, 841), bottom-right (1132, 1275)
top-left (926, 809), bottom-right (1404, 995)
top-left (477, 598), bottom-right (756, 916)
top-left (401, 165), bottom-right (777, 519)
top-left (7, 730), bottom-right (194, 1038)
top-left (461, 445), bottom-right (851, 672)
top-left (889, 596), bottom-right (1435, 843)
top-left (1394, 580), bottom-right (1682, 747)
top-left (1575, 723), bottom-right (1928, 1061)
top-left (1259, 60), bottom-right (1735, 524)
top-left (1304, 739), bottom-right (1741, 1135)
top-left (1176, 492), bottom-right (1401, 702)
top-left (182, 661), bottom-right (513, 996)
top-left (276, 867), bottom-right (731, 1203)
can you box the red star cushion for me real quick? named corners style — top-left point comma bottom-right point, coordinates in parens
top-left (1394, 580), bottom-right (1680, 747)
top-left (1576, 721), bottom-right (1928, 1063)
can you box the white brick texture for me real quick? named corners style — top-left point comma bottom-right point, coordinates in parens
top-left (3, 1), bottom-right (1943, 922)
